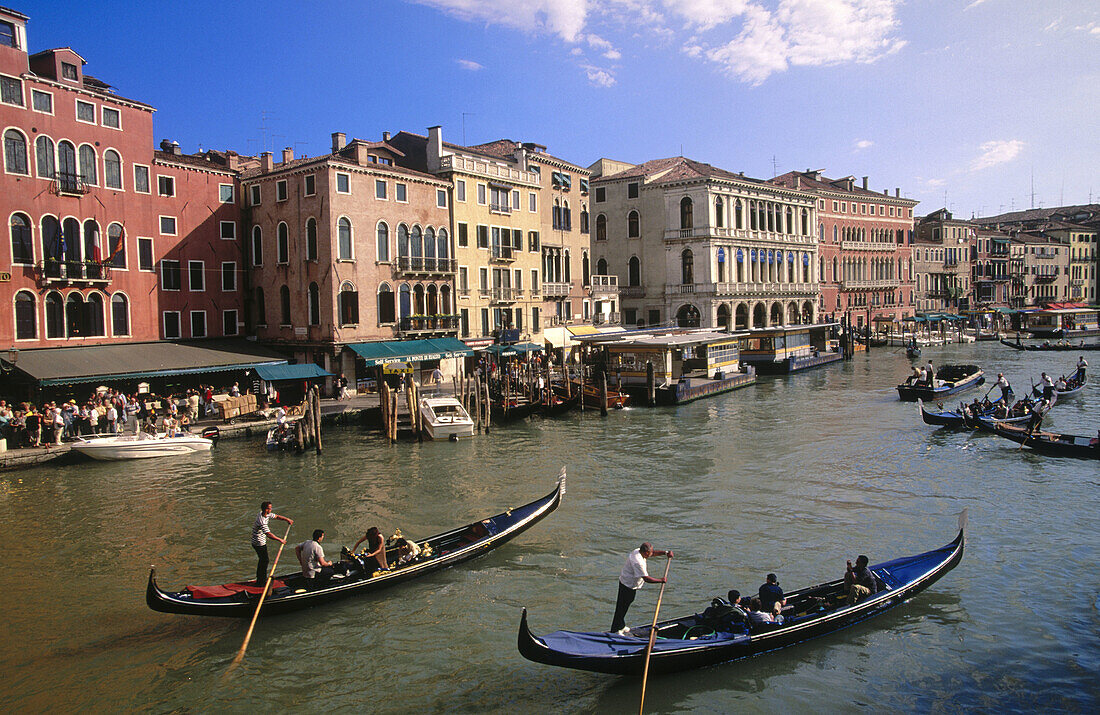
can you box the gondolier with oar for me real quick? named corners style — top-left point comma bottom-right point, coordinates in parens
top-left (995, 373), bottom-right (1014, 406)
top-left (610, 542), bottom-right (673, 636)
top-left (251, 502), bottom-right (293, 584)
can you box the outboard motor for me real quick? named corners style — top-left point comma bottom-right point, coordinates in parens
top-left (200, 426), bottom-right (221, 446)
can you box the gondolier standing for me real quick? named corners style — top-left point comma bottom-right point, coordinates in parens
top-left (610, 542), bottom-right (672, 635)
top-left (996, 373), bottom-right (1013, 405)
top-left (252, 502), bottom-right (293, 583)
top-left (1076, 356), bottom-right (1087, 382)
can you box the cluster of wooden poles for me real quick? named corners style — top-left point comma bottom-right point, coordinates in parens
top-left (294, 386), bottom-right (323, 453)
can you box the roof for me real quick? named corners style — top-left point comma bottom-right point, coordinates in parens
top-left (347, 338), bottom-right (473, 367)
top-left (468, 139), bottom-right (588, 173)
top-left (154, 150), bottom-right (238, 173)
top-left (976, 204), bottom-right (1100, 225)
top-left (771, 170), bottom-right (918, 203)
top-left (0, 6), bottom-right (29, 20)
top-left (596, 156), bottom-right (769, 188)
top-left (253, 363), bottom-right (332, 382)
top-left (10, 339), bottom-right (288, 387)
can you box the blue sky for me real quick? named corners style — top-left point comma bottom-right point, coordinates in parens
top-left (17, 0), bottom-right (1099, 218)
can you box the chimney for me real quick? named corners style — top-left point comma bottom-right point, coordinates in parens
top-left (260, 152), bottom-right (274, 172)
top-left (895, 188), bottom-right (900, 197)
top-left (331, 132), bottom-right (346, 153)
top-left (883, 189), bottom-right (888, 195)
top-left (382, 131), bottom-right (391, 142)
top-left (862, 176), bottom-right (868, 190)
top-left (427, 125), bottom-right (443, 172)
top-left (281, 147), bottom-right (294, 164)
top-left (794, 176), bottom-right (800, 189)
top-left (159, 139), bottom-right (173, 152)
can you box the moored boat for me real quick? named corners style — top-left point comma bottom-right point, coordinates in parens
top-left (896, 364), bottom-right (984, 401)
top-left (71, 428), bottom-right (217, 460)
top-left (148, 471), bottom-right (567, 617)
top-left (918, 398), bottom-right (1034, 429)
top-left (419, 397), bottom-right (475, 439)
top-left (539, 389), bottom-right (582, 416)
top-left (518, 513), bottom-right (966, 675)
top-left (555, 380), bottom-right (631, 410)
top-left (976, 420), bottom-right (1099, 459)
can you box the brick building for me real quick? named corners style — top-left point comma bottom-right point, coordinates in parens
top-left (912, 209), bottom-right (973, 313)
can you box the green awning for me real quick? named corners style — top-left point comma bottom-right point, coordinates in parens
top-left (481, 342), bottom-right (542, 357)
top-left (253, 363), bottom-right (332, 381)
top-left (348, 338), bottom-right (473, 367)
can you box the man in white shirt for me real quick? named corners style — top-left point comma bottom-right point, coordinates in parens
top-left (610, 542), bottom-right (673, 635)
top-left (1075, 356), bottom-right (1087, 383)
top-left (296, 529), bottom-right (335, 587)
top-left (251, 501), bottom-right (293, 584)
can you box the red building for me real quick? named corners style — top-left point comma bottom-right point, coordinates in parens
top-left (1, 7), bottom-right (242, 351)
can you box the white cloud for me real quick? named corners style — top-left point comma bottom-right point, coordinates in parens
top-left (583, 65), bottom-right (617, 87)
top-left (1074, 21), bottom-right (1100, 37)
top-left (412, 0), bottom-right (590, 42)
top-left (456, 59), bottom-right (484, 71)
top-left (853, 139), bottom-right (873, 151)
top-left (661, 0), bottom-right (754, 31)
top-left (704, 5), bottom-right (789, 85)
top-left (970, 140), bottom-right (1025, 172)
top-left (964, 0), bottom-right (990, 10)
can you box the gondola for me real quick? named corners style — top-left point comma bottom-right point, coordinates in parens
top-left (147, 471), bottom-right (567, 617)
top-left (554, 380), bottom-right (632, 410)
top-left (539, 389), bottom-right (582, 416)
top-left (906, 345), bottom-right (921, 359)
top-left (918, 398), bottom-right (1033, 429)
top-left (1000, 338), bottom-right (1100, 352)
top-left (490, 396), bottom-right (541, 422)
top-left (1031, 376), bottom-right (1086, 400)
top-left (896, 364), bottom-right (984, 402)
top-left (518, 514), bottom-right (966, 675)
top-left (976, 420), bottom-right (1099, 459)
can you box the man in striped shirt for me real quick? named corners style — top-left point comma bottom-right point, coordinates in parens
top-left (252, 501), bottom-right (293, 583)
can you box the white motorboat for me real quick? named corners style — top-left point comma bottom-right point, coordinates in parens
top-left (70, 430), bottom-right (215, 460)
top-left (419, 397), bottom-right (475, 440)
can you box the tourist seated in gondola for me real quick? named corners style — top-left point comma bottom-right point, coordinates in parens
top-left (758, 573), bottom-right (787, 613)
top-left (906, 366), bottom-right (922, 385)
top-left (727, 589), bottom-right (748, 607)
top-left (296, 529), bottom-right (336, 588)
top-left (844, 555), bottom-right (878, 603)
top-left (747, 597), bottom-right (783, 627)
top-left (353, 526), bottom-right (390, 574)
top-left (392, 536), bottom-right (422, 565)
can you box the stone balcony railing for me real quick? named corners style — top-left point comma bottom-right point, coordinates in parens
top-left (394, 256), bottom-right (457, 275)
top-left (664, 226), bottom-right (816, 246)
top-left (841, 278), bottom-right (901, 290)
top-left (541, 282), bottom-right (570, 297)
top-left (666, 281), bottom-right (819, 297)
top-left (588, 274), bottom-right (618, 296)
top-left (840, 240), bottom-right (899, 251)
top-left (36, 260), bottom-right (113, 286)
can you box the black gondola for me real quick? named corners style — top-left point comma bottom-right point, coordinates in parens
top-left (918, 398), bottom-right (1033, 429)
top-left (896, 364), bottom-right (984, 401)
top-left (539, 389), bottom-right (582, 416)
top-left (976, 420), bottom-right (1099, 459)
top-left (518, 514), bottom-right (965, 675)
top-left (1031, 376), bottom-right (1086, 400)
top-left (999, 338), bottom-right (1100, 351)
top-left (147, 471), bottom-right (566, 617)
top-left (490, 396), bottom-right (541, 422)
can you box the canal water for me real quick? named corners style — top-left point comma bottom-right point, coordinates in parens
top-left (2, 343), bottom-right (1098, 712)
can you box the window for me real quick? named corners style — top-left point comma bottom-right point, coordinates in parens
top-left (376, 221), bottom-right (389, 261)
top-left (337, 217), bottom-right (353, 260)
top-left (680, 197), bottom-right (694, 229)
top-left (457, 222), bottom-right (468, 247)
top-left (250, 226), bottom-right (263, 266)
top-left (111, 294), bottom-right (129, 336)
top-left (76, 100), bottom-right (95, 123)
top-left (512, 190), bottom-right (520, 210)
top-left (528, 231), bottom-right (540, 252)
top-left (0, 20), bottom-right (16, 49)
top-left (338, 282), bottom-right (359, 325)
top-left (276, 179), bottom-right (288, 201)
top-left (221, 261), bottom-right (236, 291)
top-left (30, 89), bottom-right (52, 114)
top-left (163, 311), bottom-right (181, 339)
top-left (188, 260), bottom-right (205, 291)
top-left (250, 184), bottom-right (261, 205)
top-left (219, 184), bottom-right (234, 203)
top-left (157, 175), bottom-right (175, 196)
top-left (336, 173), bottom-right (350, 193)
top-left (477, 225), bottom-right (489, 248)
top-left (595, 186), bottom-right (606, 203)
top-left (532, 307), bottom-right (540, 333)
top-left (302, 174), bottom-right (315, 197)
top-left (159, 216), bottom-right (177, 235)
top-left (280, 285), bottom-right (291, 324)
top-left (4, 129), bottom-right (27, 174)
top-left (375, 179), bottom-right (387, 199)
top-left (223, 309), bottom-right (239, 336)
top-left (437, 188), bottom-right (447, 208)
top-left (102, 107), bottom-right (121, 129)
top-left (190, 311), bottom-right (207, 338)
top-left (305, 218), bottom-right (318, 261)
top-left (308, 282), bottom-right (320, 325)
top-left (459, 266), bottom-right (469, 292)
top-left (104, 150), bottom-right (122, 189)
top-left (61, 62), bottom-right (78, 81)
top-left (107, 223), bottom-right (125, 268)
top-left (477, 183), bottom-right (486, 205)
top-left (10, 213), bottom-right (32, 264)
top-left (627, 210), bottom-right (640, 238)
top-left (216, 221), bottom-right (235, 241)
top-left (0, 74), bottom-right (22, 106)
top-left (378, 283), bottom-right (395, 323)
top-left (628, 182), bottom-right (639, 199)
top-left (138, 238), bottom-right (154, 271)
top-left (44, 292), bottom-right (63, 338)
top-left (35, 135), bottom-right (54, 178)
top-left (393, 182), bottom-right (407, 202)
top-left (78, 144), bottom-right (97, 184)
top-left (277, 222), bottom-right (289, 263)
top-left (161, 259), bottom-right (181, 290)
top-left (133, 165), bottom-right (150, 193)
top-left (456, 179), bottom-right (466, 202)
top-left (595, 214), bottom-right (606, 241)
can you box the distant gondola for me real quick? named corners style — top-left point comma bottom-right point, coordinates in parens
top-left (539, 389), bottom-right (582, 416)
top-left (147, 472), bottom-right (566, 617)
top-left (976, 420), bottom-right (1099, 459)
top-left (1031, 376), bottom-right (1086, 400)
top-left (490, 396), bottom-right (541, 422)
top-left (896, 364), bottom-right (984, 402)
top-left (1000, 338), bottom-right (1100, 352)
top-left (554, 380), bottom-right (631, 410)
top-left (518, 514), bottom-right (965, 675)
top-left (918, 399), bottom-right (1033, 429)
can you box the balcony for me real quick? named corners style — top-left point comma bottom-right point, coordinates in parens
top-left (52, 172), bottom-right (89, 196)
top-left (619, 285), bottom-right (646, 298)
top-left (394, 256), bottom-right (457, 276)
top-left (709, 281), bottom-right (819, 297)
top-left (664, 226), bottom-right (816, 245)
top-left (396, 315), bottom-right (460, 336)
top-left (490, 287), bottom-right (516, 303)
top-left (1035, 273), bottom-right (1058, 284)
top-left (489, 201), bottom-right (511, 215)
top-left (542, 282), bottom-right (570, 297)
top-left (588, 274), bottom-right (619, 296)
top-left (840, 240), bottom-right (898, 252)
top-left (490, 245), bottom-right (515, 263)
top-left (36, 260), bottom-right (112, 287)
top-left (592, 311), bottom-right (620, 326)
top-left (840, 278), bottom-right (901, 290)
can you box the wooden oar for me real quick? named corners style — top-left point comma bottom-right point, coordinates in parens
top-left (638, 556), bottom-right (672, 715)
top-left (228, 522), bottom-right (292, 670)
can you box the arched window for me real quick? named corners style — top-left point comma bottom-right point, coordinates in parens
top-left (279, 285), bottom-right (291, 324)
top-left (832, 225), bottom-right (838, 243)
top-left (10, 212), bottom-right (32, 264)
top-left (337, 217), bottom-right (352, 260)
top-left (65, 292), bottom-right (84, 337)
top-left (83, 219), bottom-right (100, 268)
top-left (629, 256), bottom-right (641, 286)
top-left (277, 222), bottom-right (289, 263)
top-left (45, 291), bottom-right (64, 338)
top-left (424, 227), bottom-right (436, 260)
top-left (627, 210), bottom-right (640, 238)
top-left (376, 221), bottom-right (389, 261)
top-left (749, 201), bottom-right (757, 230)
top-left (58, 141), bottom-right (76, 189)
top-left (735, 200), bottom-right (743, 229)
top-left (378, 283), bottom-right (395, 323)
top-left (397, 224), bottom-right (409, 257)
top-left (399, 284), bottom-right (412, 319)
top-left (564, 249), bottom-right (571, 282)
top-left (254, 287), bottom-right (266, 326)
top-left (307, 282), bottom-right (320, 326)
top-left (582, 251), bottom-right (590, 286)
top-left (87, 292), bottom-right (105, 336)
top-left (715, 197), bottom-right (724, 228)
top-left (63, 217), bottom-right (80, 263)
top-left (681, 249), bottom-right (694, 284)
top-left (440, 285), bottom-right (452, 314)
top-left (14, 290), bottom-right (36, 340)
top-left (251, 226), bottom-right (263, 266)
top-left (410, 225), bottom-right (423, 258)
top-left (801, 208), bottom-right (809, 235)
top-left (338, 281), bottom-right (358, 325)
top-left (680, 197), bottom-right (693, 229)
top-left (595, 214), bottom-right (607, 241)
top-left (785, 206), bottom-right (793, 234)
top-left (35, 135), bottom-right (55, 178)
top-left (596, 257), bottom-right (608, 275)
top-left (305, 218), bottom-right (318, 261)
top-left (426, 283), bottom-right (439, 314)
top-left (78, 144), bottom-right (97, 184)
top-left (437, 228), bottom-right (449, 260)
top-left (103, 149), bottom-right (122, 189)
top-left (3, 129), bottom-right (28, 174)
top-left (111, 293), bottom-right (129, 336)
top-left (413, 283), bottom-right (426, 315)
top-left (580, 207), bottom-right (589, 234)
top-left (107, 222), bottom-right (125, 268)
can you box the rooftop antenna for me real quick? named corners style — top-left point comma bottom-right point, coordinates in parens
top-left (461, 112), bottom-right (474, 146)
top-left (258, 110), bottom-right (276, 154)
top-left (680, 143), bottom-right (683, 157)
top-left (772, 155), bottom-right (778, 178)
top-left (1029, 167), bottom-right (1035, 209)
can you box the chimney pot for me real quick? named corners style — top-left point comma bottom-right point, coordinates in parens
top-left (332, 132), bottom-right (346, 153)
top-left (260, 151), bottom-right (274, 172)
top-left (382, 131), bottom-right (391, 142)
top-left (282, 147), bottom-right (294, 164)
top-left (862, 176), bottom-right (868, 190)
top-left (895, 188), bottom-right (900, 197)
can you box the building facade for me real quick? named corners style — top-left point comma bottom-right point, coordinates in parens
top-left (588, 156), bottom-right (819, 331)
top-left (771, 171), bottom-right (916, 327)
top-left (912, 209), bottom-right (973, 313)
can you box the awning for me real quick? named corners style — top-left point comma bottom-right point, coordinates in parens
top-left (253, 363), bottom-right (332, 382)
top-left (543, 327), bottom-right (573, 349)
top-left (12, 339), bottom-right (288, 387)
top-left (480, 342), bottom-right (541, 357)
top-left (348, 338), bottom-right (473, 367)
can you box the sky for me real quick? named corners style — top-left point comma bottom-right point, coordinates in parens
top-left (15, 0), bottom-right (1099, 219)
